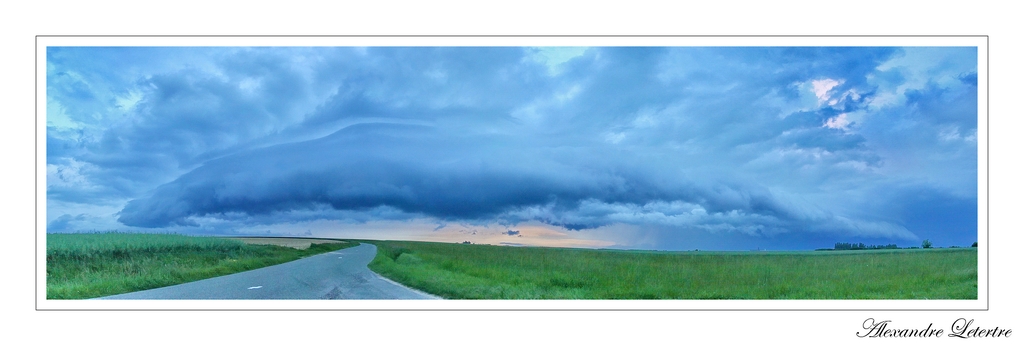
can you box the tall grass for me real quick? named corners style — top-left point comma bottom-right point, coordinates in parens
top-left (367, 241), bottom-right (977, 299)
top-left (48, 232), bottom-right (247, 259)
top-left (47, 232), bottom-right (357, 299)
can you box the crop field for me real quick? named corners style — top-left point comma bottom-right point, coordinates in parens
top-left (46, 232), bottom-right (356, 299)
top-left (366, 241), bottom-right (978, 299)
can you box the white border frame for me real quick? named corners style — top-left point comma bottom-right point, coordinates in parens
top-left (36, 35), bottom-right (988, 311)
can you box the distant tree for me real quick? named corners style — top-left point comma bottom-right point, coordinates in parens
top-left (972, 241), bottom-right (978, 247)
top-left (922, 239), bottom-right (933, 249)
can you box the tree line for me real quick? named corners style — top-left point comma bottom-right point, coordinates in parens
top-left (830, 242), bottom-right (900, 250)
top-left (818, 240), bottom-right (978, 251)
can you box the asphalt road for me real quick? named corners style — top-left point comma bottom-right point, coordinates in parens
top-left (99, 243), bottom-right (440, 300)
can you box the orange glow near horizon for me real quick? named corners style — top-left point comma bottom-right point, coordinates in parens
top-left (230, 219), bottom-right (620, 249)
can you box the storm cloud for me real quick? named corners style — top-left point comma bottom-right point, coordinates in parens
top-left (119, 122), bottom-right (892, 237)
top-left (47, 45), bottom-right (979, 249)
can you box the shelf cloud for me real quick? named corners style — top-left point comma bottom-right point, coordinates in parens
top-left (47, 45), bottom-right (979, 250)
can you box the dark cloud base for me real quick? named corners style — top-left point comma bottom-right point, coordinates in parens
top-left (118, 123), bottom-right (923, 242)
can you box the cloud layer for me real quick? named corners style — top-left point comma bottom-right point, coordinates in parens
top-left (47, 46), bottom-right (979, 249)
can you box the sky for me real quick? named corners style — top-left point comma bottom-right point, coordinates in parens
top-left (44, 46), bottom-right (979, 251)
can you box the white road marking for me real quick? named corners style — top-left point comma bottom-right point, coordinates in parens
top-left (248, 286), bottom-right (262, 290)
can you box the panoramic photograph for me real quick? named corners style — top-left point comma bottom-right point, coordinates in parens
top-left (43, 44), bottom-right (980, 302)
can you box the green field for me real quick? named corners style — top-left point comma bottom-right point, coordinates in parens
top-left (46, 232), bottom-right (357, 299)
top-left (366, 241), bottom-right (978, 299)
top-left (46, 233), bottom-right (979, 300)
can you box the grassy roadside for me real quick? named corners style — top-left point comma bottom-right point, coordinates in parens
top-left (366, 240), bottom-right (977, 299)
top-left (47, 233), bottom-right (358, 299)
